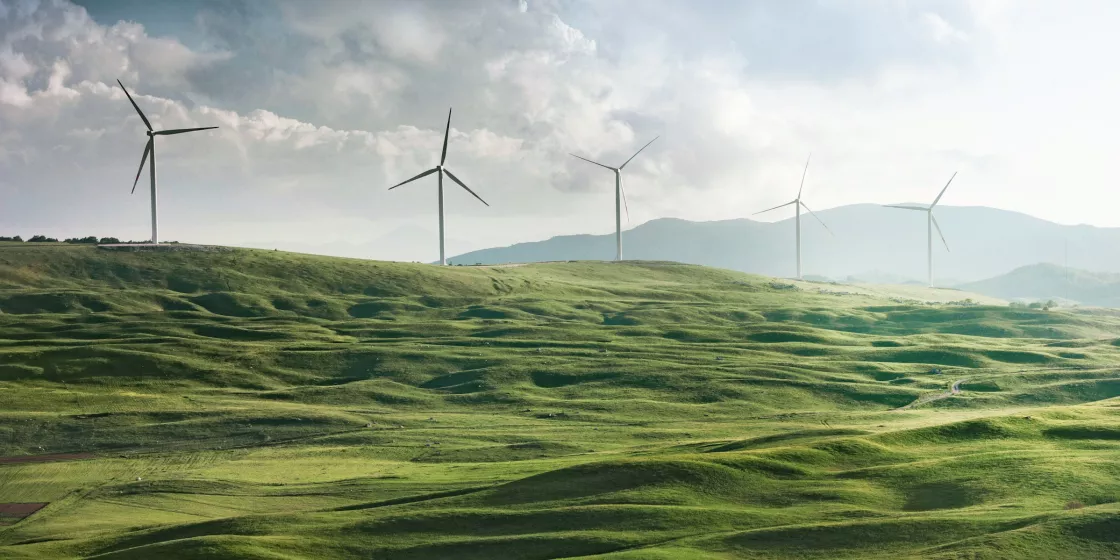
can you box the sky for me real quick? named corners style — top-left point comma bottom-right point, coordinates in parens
top-left (2, 0), bottom-right (1120, 262)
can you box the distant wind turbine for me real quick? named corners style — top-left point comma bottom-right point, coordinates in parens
top-left (753, 154), bottom-right (833, 280)
top-left (884, 172), bottom-right (958, 287)
top-left (118, 80), bottom-right (218, 244)
top-left (570, 137), bottom-right (659, 262)
top-left (388, 108), bottom-right (488, 266)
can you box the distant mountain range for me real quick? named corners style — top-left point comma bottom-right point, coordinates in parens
top-left (448, 204), bottom-right (1120, 284)
top-left (958, 263), bottom-right (1120, 307)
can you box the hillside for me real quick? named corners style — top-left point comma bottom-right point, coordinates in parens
top-left (447, 204), bottom-right (1120, 283)
top-left (960, 263), bottom-right (1120, 307)
top-left (2, 243), bottom-right (1120, 559)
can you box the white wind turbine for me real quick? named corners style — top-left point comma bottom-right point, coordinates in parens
top-left (753, 154), bottom-right (833, 280)
top-left (570, 137), bottom-right (659, 262)
top-left (388, 108), bottom-right (488, 266)
top-left (884, 172), bottom-right (958, 287)
top-left (119, 80), bottom-right (219, 244)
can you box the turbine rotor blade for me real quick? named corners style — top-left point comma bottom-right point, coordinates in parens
top-left (440, 108), bottom-right (452, 166)
top-left (752, 200), bottom-right (797, 215)
top-left (117, 79), bottom-right (153, 131)
top-left (443, 168), bottom-right (489, 207)
top-left (931, 213), bottom-right (950, 252)
top-left (388, 167), bottom-right (438, 190)
top-left (131, 139), bottom-right (152, 194)
top-left (797, 153), bottom-right (811, 200)
top-left (932, 171), bottom-right (957, 207)
top-left (569, 153), bottom-right (614, 171)
top-left (800, 201), bottom-right (833, 236)
top-left (883, 204), bottom-right (929, 211)
top-left (619, 136), bottom-right (659, 170)
top-left (153, 126), bottom-right (219, 136)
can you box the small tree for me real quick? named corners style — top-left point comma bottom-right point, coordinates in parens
top-left (1028, 302), bottom-right (1043, 309)
top-left (28, 235), bottom-right (59, 243)
top-left (99, 237), bottom-right (121, 244)
top-left (0, 235), bottom-right (22, 242)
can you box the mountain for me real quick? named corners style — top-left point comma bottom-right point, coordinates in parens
top-left (959, 263), bottom-right (1120, 307)
top-left (448, 204), bottom-right (1120, 283)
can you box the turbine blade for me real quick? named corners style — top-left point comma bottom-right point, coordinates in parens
top-left (752, 200), bottom-right (797, 215)
top-left (931, 213), bottom-right (950, 252)
top-left (117, 79), bottom-right (153, 131)
top-left (570, 153), bottom-right (614, 171)
top-left (131, 139), bottom-right (152, 194)
top-left (883, 204), bottom-right (929, 211)
top-left (443, 168), bottom-right (489, 207)
top-left (797, 153), bottom-right (811, 199)
top-left (619, 173), bottom-right (630, 223)
top-left (932, 171), bottom-right (957, 207)
top-left (388, 167), bottom-right (438, 190)
top-left (153, 126), bottom-right (219, 136)
top-left (800, 201), bottom-right (833, 236)
top-left (619, 136), bottom-right (659, 170)
top-left (440, 108), bottom-right (452, 166)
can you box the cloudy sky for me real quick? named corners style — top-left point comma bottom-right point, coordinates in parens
top-left (2, 0), bottom-right (1118, 261)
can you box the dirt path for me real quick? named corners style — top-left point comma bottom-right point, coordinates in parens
top-left (894, 378), bottom-right (966, 411)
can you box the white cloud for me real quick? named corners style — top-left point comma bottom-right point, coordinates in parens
top-left (923, 12), bottom-right (968, 44)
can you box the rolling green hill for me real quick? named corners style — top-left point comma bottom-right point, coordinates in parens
top-left (1, 242), bottom-right (1119, 559)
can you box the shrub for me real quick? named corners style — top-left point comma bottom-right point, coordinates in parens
top-left (0, 235), bottom-right (22, 242)
top-left (98, 237), bottom-right (121, 244)
top-left (64, 236), bottom-right (99, 244)
top-left (27, 235), bottom-right (59, 243)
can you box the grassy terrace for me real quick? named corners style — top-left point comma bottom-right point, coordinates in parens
top-left (0, 242), bottom-right (1118, 558)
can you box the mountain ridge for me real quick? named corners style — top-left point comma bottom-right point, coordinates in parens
top-left (448, 204), bottom-right (1120, 283)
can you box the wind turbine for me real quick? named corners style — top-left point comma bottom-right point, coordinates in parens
top-left (753, 154), bottom-right (833, 280)
top-left (570, 137), bottom-right (659, 262)
top-left (884, 172), bottom-right (957, 287)
top-left (388, 108), bottom-right (488, 266)
top-left (118, 80), bottom-right (218, 245)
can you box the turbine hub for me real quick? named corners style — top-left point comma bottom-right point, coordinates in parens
top-left (146, 131), bottom-right (154, 137)
top-left (436, 164), bottom-right (443, 171)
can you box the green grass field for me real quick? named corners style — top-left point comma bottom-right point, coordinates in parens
top-left (1, 242), bottom-right (1118, 559)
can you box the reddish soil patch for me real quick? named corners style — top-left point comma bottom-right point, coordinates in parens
top-left (0, 453), bottom-right (95, 465)
top-left (0, 503), bottom-right (47, 517)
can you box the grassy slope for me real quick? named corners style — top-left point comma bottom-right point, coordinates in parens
top-left (1, 242), bottom-right (1119, 559)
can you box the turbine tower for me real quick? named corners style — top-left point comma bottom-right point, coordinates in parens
top-left (570, 137), bottom-right (659, 262)
top-left (388, 108), bottom-right (489, 266)
top-left (884, 172), bottom-right (957, 287)
top-left (752, 154), bottom-right (833, 280)
top-left (118, 80), bottom-right (218, 244)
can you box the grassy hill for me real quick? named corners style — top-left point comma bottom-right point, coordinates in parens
top-left (1, 242), bottom-right (1119, 558)
top-left (960, 263), bottom-right (1120, 307)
